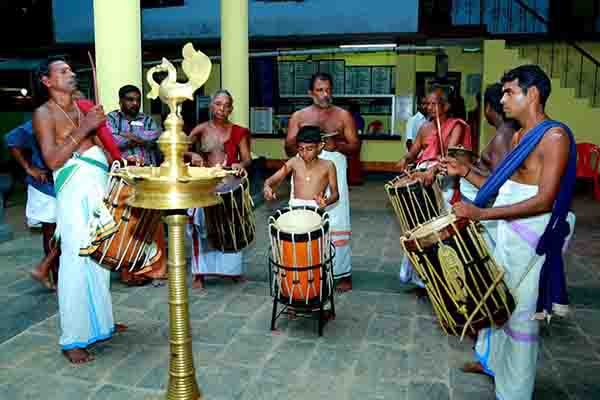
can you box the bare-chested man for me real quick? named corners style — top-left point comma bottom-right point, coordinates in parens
top-left (445, 65), bottom-right (577, 400)
top-left (264, 125), bottom-right (339, 208)
top-left (187, 89), bottom-right (252, 290)
top-left (448, 82), bottom-right (519, 204)
top-left (285, 72), bottom-right (359, 292)
top-left (33, 57), bottom-right (125, 364)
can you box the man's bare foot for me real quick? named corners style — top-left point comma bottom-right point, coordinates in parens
top-left (62, 348), bottom-right (94, 364)
top-left (115, 323), bottom-right (128, 333)
top-left (192, 276), bottom-right (205, 290)
top-left (335, 277), bottom-right (352, 293)
top-left (30, 270), bottom-right (56, 290)
top-left (461, 361), bottom-right (487, 375)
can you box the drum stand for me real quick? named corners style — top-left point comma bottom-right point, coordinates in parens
top-left (268, 255), bottom-right (336, 336)
top-left (112, 44), bottom-right (233, 400)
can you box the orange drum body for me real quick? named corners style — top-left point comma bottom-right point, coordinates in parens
top-left (269, 206), bottom-right (333, 304)
top-left (269, 205), bottom-right (336, 336)
top-left (91, 175), bottom-right (163, 273)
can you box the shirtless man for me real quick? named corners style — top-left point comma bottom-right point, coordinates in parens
top-left (187, 90), bottom-right (252, 290)
top-left (264, 125), bottom-right (339, 208)
top-left (445, 82), bottom-right (519, 204)
top-left (285, 72), bottom-right (359, 292)
top-left (446, 65), bottom-right (576, 400)
top-left (33, 57), bottom-right (125, 364)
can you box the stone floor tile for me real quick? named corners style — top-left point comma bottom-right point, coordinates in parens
top-left (355, 344), bottom-right (410, 383)
top-left (223, 294), bottom-right (270, 316)
top-left (406, 382), bottom-right (450, 400)
top-left (262, 338), bottom-right (318, 379)
top-left (104, 344), bottom-right (168, 387)
top-left (365, 315), bottom-right (412, 347)
top-left (220, 331), bottom-right (279, 366)
top-left (191, 314), bottom-right (247, 345)
top-left (90, 384), bottom-right (161, 400)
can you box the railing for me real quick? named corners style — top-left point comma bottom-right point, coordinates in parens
top-left (452, 0), bottom-right (600, 107)
top-left (452, 0), bottom-right (547, 33)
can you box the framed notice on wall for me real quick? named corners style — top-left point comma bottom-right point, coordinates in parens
top-left (345, 66), bottom-right (371, 95)
top-left (294, 62), bottom-right (318, 95)
top-left (371, 66), bottom-right (393, 94)
top-left (318, 60), bottom-right (345, 95)
top-left (278, 61), bottom-right (295, 96)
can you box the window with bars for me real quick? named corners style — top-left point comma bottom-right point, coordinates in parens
top-left (142, 0), bottom-right (185, 9)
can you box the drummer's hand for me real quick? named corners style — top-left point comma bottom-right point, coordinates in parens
top-left (314, 193), bottom-right (328, 208)
top-left (231, 163), bottom-right (245, 175)
top-left (422, 168), bottom-right (436, 186)
top-left (395, 157), bottom-right (408, 172)
top-left (453, 201), bottom-right (483, 221)
top-left (263, 185), bottom-right (276, 201)
top-left (440, 157), bottom-right (468, 178)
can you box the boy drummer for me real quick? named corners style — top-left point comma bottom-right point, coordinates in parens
top-left (263, 125), bottom-right (339, 208)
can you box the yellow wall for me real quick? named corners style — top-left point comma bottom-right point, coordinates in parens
top-left (252, 47), bottom-right (482, 164)
top-left (482, 40), bottom-right (600, 147)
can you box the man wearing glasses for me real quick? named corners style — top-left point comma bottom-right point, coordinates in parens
top-left (107, 85), bottom-right (162, 166)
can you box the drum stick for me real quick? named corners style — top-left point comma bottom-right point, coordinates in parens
top-left (435, 103), bottom-right (445, 158)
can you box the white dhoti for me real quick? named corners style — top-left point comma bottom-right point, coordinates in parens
top-left (26, 185), bottom-right (56, 225)
top-left (319, 150), bottom-right (352, 279)
top-left (53, 146), bottom-right (115, 350)
top-left (474, 180), bottom-right (576, 400)
top-left (186, 208), bottom-right (243, 278)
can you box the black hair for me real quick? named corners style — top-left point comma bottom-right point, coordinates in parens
top-left (119, 84), bottom-right (141, 99)
top-left (36, 56), bottom-right (67, 82)
top-left (501, 64), bottom-right (551, 107)
top-left (484, 83), bottom-right (505, 117)
top-left (34, 56), bottom-right (68, 104)
top-left (296, 125), bottom-right (323, 144)
top-left (309, 72), bottom-right (333, 91)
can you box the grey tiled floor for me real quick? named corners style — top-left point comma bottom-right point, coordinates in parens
top-left (0, 178), bottom-right (599, 399)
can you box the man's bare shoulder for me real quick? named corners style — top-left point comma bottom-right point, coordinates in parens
top-left (32, 103), bottom-right (53, 130)
top-left (541, 126), bottom-right (569, 147)
top-left (290, 107), bottom-right (312, 120)
top-left (33, 103), bottom-right (51, 119)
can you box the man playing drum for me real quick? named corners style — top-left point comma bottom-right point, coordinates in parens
top-left (444, 65), bottom-right (577, 400)
top-left (395, 86), bottom-right (472, 294)
top-left (264, 125), bottom-right (339, 209)
top-left (33, 57), bottom-right (126, 364)
top-left (285, 73), bottom-right (359, 292)
top-left (187, 89), bottom-right (252, 290)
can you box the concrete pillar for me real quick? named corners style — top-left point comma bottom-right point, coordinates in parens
top-left (220, 0), bottom-right (250, 127)
top-left (93, 0), bottom-right (143, 112)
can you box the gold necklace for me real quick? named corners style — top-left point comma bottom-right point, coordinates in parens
top-left (50, 99), bottom-right (81, 129)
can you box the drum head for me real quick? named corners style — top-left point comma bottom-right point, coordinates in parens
top-left (391, 175), bottom-right (419, 188)
top-left (275, 209), bottom-right (322, 234)
top-left (408, 213), bottom-right (458, 240)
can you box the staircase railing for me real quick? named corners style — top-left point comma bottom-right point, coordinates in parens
top-left (510, 0), bottom-right (600, 106)
top-left (452, 0), bottom-right (600, 106)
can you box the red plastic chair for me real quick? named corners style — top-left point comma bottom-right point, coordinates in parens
top-left (575, 143), bottom-right (600, 200)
